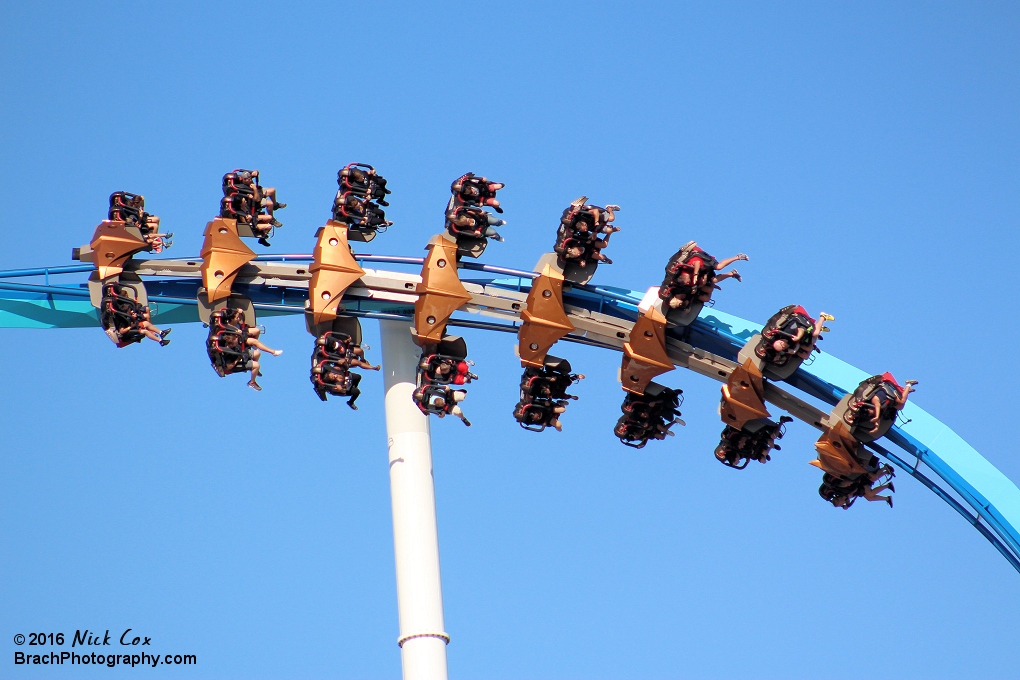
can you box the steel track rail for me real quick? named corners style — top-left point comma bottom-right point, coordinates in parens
top-left (1, 256), bottom-right (1017, 573)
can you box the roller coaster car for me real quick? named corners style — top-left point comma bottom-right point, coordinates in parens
top-left (657, 241), bottom-right (715, 327)
top-left (734, 305), bottom-right (829, 381)
top-left (831, 373), bottom-right (916, 443)
top-left (613, 382), bottom-right (684, 449)
top-left (108, 191), bottom-right (146, 225)
top-left (332, 164), bottom-right (391, 242)
top-left (552, 198), bottom-right (619, 284)
top-left (714, 416), bottom-right (793, 469)
top-left (411, 336), bottom-right (472, 424)
top-left (444, 201), bottom-right (505, 259)
top-left (339, 163), bottom-right (390, 206)
top-left (107, 192), bottom-right (172, 253)
top-left (220, 169), bottom-right (257, 224)
top-left (206, 305), bottom-right (254, 377)
top-left (220, 169), bottom-right (283, 244)
top-left (419, 354), bottom-right (476, 386)
top-left (98, 278), bottom-right (155, 347)
top-left (451, 172), bottom-right (504, 213)
top-left (416, 336), bottom-right (474, 385)
top-left (519, 356), bottom-right (582, 400)
top-left (817, 455), bottom-right (896, 510)
top-left (309, 318), bottom-right (371, 406)
top-left (513, 356), bottom-right (583, 432)
top-left (203, 297), bottom-right (258, 376)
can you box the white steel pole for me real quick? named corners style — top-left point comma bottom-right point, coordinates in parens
top-left (379, 320), bottom-right (450, 680)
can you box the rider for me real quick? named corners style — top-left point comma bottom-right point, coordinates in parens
top-left (313, 365), bottom-right (364, 409)
top-left (819, 468), bottom-right (896, 509)
top-left (414, 384), bottom-right (471, 426)
top-left (756, 306), bottom-right (832, 365)
top-left (420, 355), bottom-right (476, 385)
top-left (446, 205), bottom-right (506, 241)
top-left (335, 190), bottom-right (391, 227)
top-left (339, 164), bottom-right (390, 205)
top-left (311, 331), bottom-right (380, 407)
top-left (843, 373), bottom-right (918, 435)
top-left (714, 416), bottom-right (792, 468)
top-left (514, 398), bottom-right (569, 431)
top-left (554, 199), bottom-right (621, 269)
top-left (209, 307), bottom-right (281, 391)
top-left (108, 192), bottom-right (173, 252)
top-left (615, 387), bottom-right (683, 447)
top-left (658, 242), bottom-right (748, 310)
top-left (100, 285), bottom-right (171, 347)
top-left (451, 173), bottom-right (504, 212)
top-left (221, 170), bottom-right (285, 246)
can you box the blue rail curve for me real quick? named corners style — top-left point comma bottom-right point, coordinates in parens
top-left (0, 256), bottom-right (1017, 574)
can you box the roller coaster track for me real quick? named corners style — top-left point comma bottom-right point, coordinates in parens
top-left (1, 254), bottom-right (1018, 575)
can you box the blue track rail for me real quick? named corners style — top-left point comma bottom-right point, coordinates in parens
top-left (1, 256), bottom-right (1017, 574)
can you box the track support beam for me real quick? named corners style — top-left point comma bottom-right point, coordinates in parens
top-left (380, 320), bottom-right (450, 680)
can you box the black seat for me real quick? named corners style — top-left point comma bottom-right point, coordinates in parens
top-left (714, 416), bottom-right (792, 469)
top-left (339, 163), bottom-right (390, 205)
top-left (206, 308), bottom-right (252, 376)
top-left (614, 383), bottom-right (684, 448)
top-left (99, 282), bottom-right (148, 347)
top-left (450, 172), bottom-right (503, 212)
top-left (108, 191), bottom-right (144, 225)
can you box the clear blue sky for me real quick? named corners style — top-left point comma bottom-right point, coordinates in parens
top-left (2, 1), bottom-right (1018, 678)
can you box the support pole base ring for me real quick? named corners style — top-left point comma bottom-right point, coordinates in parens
top-left (397, 632), bottom-right (451, 647)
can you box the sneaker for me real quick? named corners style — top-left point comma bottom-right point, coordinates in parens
top-left (247, 380), bottom-right (262, 392)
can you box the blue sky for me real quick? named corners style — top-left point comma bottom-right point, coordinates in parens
top-left (1, 1), bottom-right (1018, 678)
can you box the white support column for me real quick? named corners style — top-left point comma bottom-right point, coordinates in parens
top-left (379, 320), bottom-right (450, 680)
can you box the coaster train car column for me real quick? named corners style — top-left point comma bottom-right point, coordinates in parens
top-left (307, 164), bottom-right (390, 405)
top-left (74, 192), bottom-right (171, 348)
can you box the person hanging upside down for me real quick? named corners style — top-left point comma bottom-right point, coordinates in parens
top-left (315, 365), bottom-right (364, 409)
top-left (414, 385), bottom-right (471, 426)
